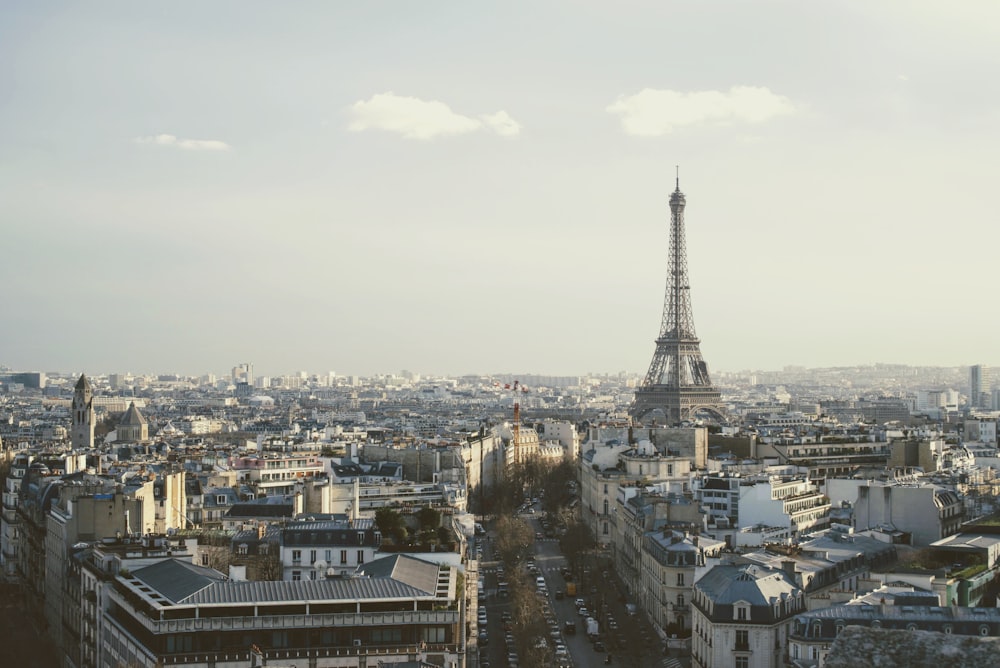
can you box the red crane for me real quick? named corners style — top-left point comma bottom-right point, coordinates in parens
top-left (494, 380), bottom-right (530, 465)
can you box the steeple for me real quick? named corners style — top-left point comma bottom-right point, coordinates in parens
top-left (75, 373), bottom-right (92, 392)
top-left (71, 373), bottom-right (95, 449)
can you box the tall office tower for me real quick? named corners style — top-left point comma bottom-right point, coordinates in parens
top-left (970, 365), bottom-right (991, 409)
top-left (71, 373), bottom-right (95, 449)
top-left (232, 362), bottom-right (254, 386)
top-left (630, 176), bottom-right (726, 425)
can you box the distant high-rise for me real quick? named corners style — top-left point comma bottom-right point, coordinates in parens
top-left (232, 362), bottom-right (254, 386)
top-left (71, 373), bottom-right (95, 449)
top-left (630, 176), bottom-right (726, 425)
top-left (970, 364), bottom-right (991, 409)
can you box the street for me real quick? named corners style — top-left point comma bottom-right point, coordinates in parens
top-left (473, 505), bottom-right (687, 668)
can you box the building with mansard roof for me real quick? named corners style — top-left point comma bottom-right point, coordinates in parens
top-left (692, 563), bottom-right (805, 668)
top-left (789, 599), bottom-right (1000, 667)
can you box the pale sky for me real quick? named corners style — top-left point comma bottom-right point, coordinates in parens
top-left (2, 2), bottom-right (998, 379)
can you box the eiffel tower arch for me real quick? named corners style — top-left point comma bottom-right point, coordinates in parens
top-left (630, 176), bottom-right (727, 425)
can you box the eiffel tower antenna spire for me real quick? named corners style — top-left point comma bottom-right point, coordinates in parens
top-left (630, 174), bottom-right (726, 425)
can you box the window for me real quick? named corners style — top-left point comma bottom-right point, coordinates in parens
top-left (237, 544), bottom-right (248, 556)
top-left (372, 628), bottom-right (402, 643)
top-left (735, 629), bottom-right (749, 649)
top-left (357, 550), bottom-right (365, 564)
top-left (677, 594), bottom-right (685, 608)
top-left (310, 549), bottom-right (317, 564)
top-left (357, 532), bottom-right (364, 543)
top-left (736, 657), bottom-right (749, 668)
top-left (604, 484), bottom-right (608, 494)
top-left (292, 571), bottom-right (301, 581)
top-left (201, 553), bottom-right (209, 566)
top-left (309, 570), bottom-right (317, 580)
top-left (325, 549), bottom-right (332, 562)
top-left (340, 550), bottom-right (348, 564)
top-left (421, 627), bottom-right (446, 643)
top-left (677, 573), bottom-right (685, 586)
top-left (292, 550), bottom-right (301, 564)
top-left (737, 606), bottom-right (747, 621)
top-left (603, 500), bottom-right (609, 514)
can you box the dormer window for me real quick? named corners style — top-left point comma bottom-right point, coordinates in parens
top-left (735, 603), bottom-right (749, 621)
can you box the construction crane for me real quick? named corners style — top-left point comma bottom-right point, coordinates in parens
top-left (494, 379), bottom-right (530, 465)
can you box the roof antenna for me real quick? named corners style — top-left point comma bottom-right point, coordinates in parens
top-left (675, 165), bottom-right (680, 190)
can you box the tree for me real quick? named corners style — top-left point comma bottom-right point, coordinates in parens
top-left (559, 518), bottom-right (595, 573)
top-left (416, 506), bottom-right (441, 531)
top-left (494, 515), bottom-right (534, 569)
top-left (375, 507), bottom-right (408, 545)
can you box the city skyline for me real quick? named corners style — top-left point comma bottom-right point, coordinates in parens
top-left (3, 3), bottom-right (999, 378)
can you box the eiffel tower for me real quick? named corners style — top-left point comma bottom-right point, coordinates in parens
top-left (631, 174), bottom-right (726, 425)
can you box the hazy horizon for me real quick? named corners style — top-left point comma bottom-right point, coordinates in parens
top-left (4, 3), bottom-right (998, 378)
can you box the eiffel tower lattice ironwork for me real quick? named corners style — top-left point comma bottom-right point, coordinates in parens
top-left (630, 175), bottom-right (726, 425)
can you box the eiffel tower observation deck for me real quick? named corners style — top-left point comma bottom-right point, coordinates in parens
top-left (631, 175), bottom-right (726, 425)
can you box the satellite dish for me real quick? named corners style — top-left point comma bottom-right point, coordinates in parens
top-left (314, 559), bottom-right (328, 570)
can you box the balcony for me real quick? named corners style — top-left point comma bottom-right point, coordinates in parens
top-left (159, 643), bottom-right (461, 665)
top-left (109, 590), bottom-right (459, 635)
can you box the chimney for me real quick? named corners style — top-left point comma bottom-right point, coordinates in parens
top-left (781, 560), bottom-right (796, 578)
top-left (257, 522), bottom-right (266, 540)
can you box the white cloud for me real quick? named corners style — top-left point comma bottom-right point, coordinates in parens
top-left (134, 134), bottom-right (231, 151)
top-left (897, 74), bottom-right (910, 81)
top-left (348, 92), bottom-right (520, 140)
top-left (479, 111), bottom-right (522, 137)
top-left (607, 86), bottom-right (797, 136)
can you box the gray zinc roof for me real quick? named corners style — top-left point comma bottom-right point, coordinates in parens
top-left (697, 563), bottom-right (800, 607)
top-left (357, 554), bottom-right (441, 595)
top-left (184, 575), bottom-right (430, 605)
top-left (131, 559), bottom-right (226, 604)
